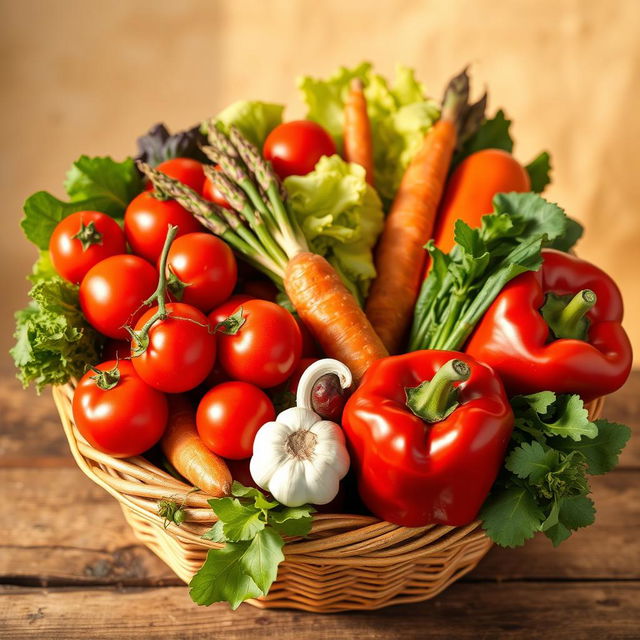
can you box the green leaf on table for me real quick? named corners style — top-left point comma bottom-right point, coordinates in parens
top-left (189, 543), bottom-right (262, 609)
top-left (543, 495), bottom-right (596, 547)
top-left (552, 420), bottom-right (631, 475)
top-left (240, 528), bottom-right (285, 594)
top-left (525, 151), bottom-right (552, 193)
top-left (506, 441), bottom-right (559, 484)
top-left (64, 155), bottom-right (142, 215)
top-left (481, 486), bottom-right (545, 548)
top-left (208, 497), bottom-right (265, 542)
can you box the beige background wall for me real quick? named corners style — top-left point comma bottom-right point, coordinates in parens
top-left (2, 0), bottom-right (639, 364)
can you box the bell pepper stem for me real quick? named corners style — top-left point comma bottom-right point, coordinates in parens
top-left (544, 289), bottom-right (597, 340)
top-left (405, 358), bottom-right (470, 423)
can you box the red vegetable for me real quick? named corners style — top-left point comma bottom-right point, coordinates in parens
top-left (164, 232), bottom-right (237, 312)
top-left (202, 165), bottom-right (230, 209)
top-left (207, 294), bottom-right (253, 326)
top-left (79, 254), bottom-right (158, 339)
top-left (217, 299), bottom-right (302, 388)
top-left (263, 120), bottom-right (337, 179)
top-left (342, 351), bottom-right (514, 527)
top-left (132, 302), bottom-right (216, 393)
top-left (466, 249), bottom-right (633, 402)
top-left (73, 360), bottom-right (168, 458)
top-left (145, 158), bottom-right (206, 194)
top-left (49, 211), bottom-right (126, 284)
top-left (196, 381), bottom-right (275, 459)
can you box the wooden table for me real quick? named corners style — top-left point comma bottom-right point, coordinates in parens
top-left (1, 369), bottom-right (638, 639)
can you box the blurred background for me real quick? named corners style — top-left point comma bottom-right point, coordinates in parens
top-left (1, 0), bottom-right (638, 364)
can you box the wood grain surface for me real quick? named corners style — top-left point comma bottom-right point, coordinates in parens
top-left (0, 369), bottom-right (638, 638)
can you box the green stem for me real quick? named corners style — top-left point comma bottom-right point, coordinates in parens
top-left (405, 359), bottom-right (470, 423)
top-left (544, 289), bottom-right (597, 340)
top-left (88, 363), bottom-right (121, 390)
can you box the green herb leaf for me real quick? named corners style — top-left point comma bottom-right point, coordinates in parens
top-left (452, 109), bottom-right (513, 169)
top-left (537, 395), bottom-right (597, 441)
top-left (189, 543), bottom-right (262, 609)
top-left (525, 151), bottom-right (552, 193)
top-left (231, 482), bottom-right (279, 510)
top-left (506, 441), bottom-right (559, 484)
top-left (511, 391), bottom-right (557, 415)
top-left (208, 497), bottom-right (265, 542)
top-left (552, 420), bottom-right (631, 475)
top-left (481, 486), bottom-right (544, 548)
top-left (269, 505), bottom-right (316, 537)
top-left (240, 528), bottom-right (285, 594)
top-left (64, 155), bottom-right (142, 215)
top-left (201, 520), bottom-right (226, 543)
top-left (543, 496), bottom-right (595, 547)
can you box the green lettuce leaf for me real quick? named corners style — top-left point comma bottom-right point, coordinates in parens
top-left (284, 155), bottom-right (384, 302)
top-left (298, 62), bottom-right (439, 203)
top-left (11, 277), bottom-right (101, 391)
top-left (213, 100), bottom-right (284, 148)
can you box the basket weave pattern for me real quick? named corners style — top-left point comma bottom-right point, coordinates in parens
top-left (53, 383), bottom-right (605, 612)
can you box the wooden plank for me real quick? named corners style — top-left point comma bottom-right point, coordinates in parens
top-left (1, 466), bottom-right (638, 586)
top-left (1, 368), bottom-right (639, 465)
top-left (1, 582), bottom-right (638, 640)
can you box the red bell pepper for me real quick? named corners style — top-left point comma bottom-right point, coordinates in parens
top-left (466, 249), bottom-right (632, 402)
top-left (342, 351), bottom-right (514, 527)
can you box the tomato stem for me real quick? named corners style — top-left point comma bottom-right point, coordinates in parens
top-left (88, 362), bottom-right (121, 391)
top-left (405, 358), bottom-right (470, 423)
top-left (72, 220), bottom-right (103, 251)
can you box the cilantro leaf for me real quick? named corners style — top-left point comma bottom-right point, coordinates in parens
top-left (543, 496), bottom-right (595, 547)
top-left (537, 395), bottom-right (597, 441)
top-left (208, 497), bottom-right (265, 541)
top-left (506, 441), bottom-right (559, 484)
top-left (511, 391), bottom-right (557, 415)
top-left (64, 156), bottom-right (142, 215)
top-left (240, 528), bottom-right (285, 594)
top-left (481, 486), bottom-right (544, 548)
top-left (11, 277), bottom-right (101, 391)
top-left (552, 420), bottom-right (631, 475)
top-left (551, 217), bottom-right (584, 252)
top-left (189, 543), bottom-right (262, 609)
top-left (525, 151), bottom-right (552, 193)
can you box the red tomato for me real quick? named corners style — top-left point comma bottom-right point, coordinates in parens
top-left (131, 302), bottom-right (216, 393)
top-left (72, 360), bottom-right (168, 458)
top-left (79, 255), bottom-right (158, 339)
top-left (241, 279), bottom-right (279, 302)
top-left (202, 165), bottom-right (230, 208)
top-left (207, 294), bottom-right (253, 326)
top-left (263, 120), bottom-right (337, 179)
top-left (101, 339), bottom-right (131, 361)
top-left (124, 192), bottom-right (202, 263)
top-left (217, 300), bottom-right (302, 388)
top-left (144, 158), bottom-right (206, 193)
top-left (164, 233), bottom-right (237, 312)
top-left (49, 211), bottom-right (126, 284)
top-left (196, 381), bottom-right (275, 459)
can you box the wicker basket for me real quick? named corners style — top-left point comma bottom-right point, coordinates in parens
top-left (52, 382), bottom-right (605, 613)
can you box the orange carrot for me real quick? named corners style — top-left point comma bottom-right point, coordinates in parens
top-left (344, 78), bottom-right (375, 186)
top-left (161, 395), bottom-right (232, 497)
top-left (365, 69), bottom-right (484, 354)
top-left (285, 252), bottom-right (388, 382)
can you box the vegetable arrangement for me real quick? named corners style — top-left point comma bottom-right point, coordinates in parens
top-left (13, 61), bottom-right (632, 610)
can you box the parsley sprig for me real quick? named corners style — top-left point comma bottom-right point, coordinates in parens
top-left (189, 482), bottom-right (315, 609)
top-left (481, 392), bottom-right (630, 547)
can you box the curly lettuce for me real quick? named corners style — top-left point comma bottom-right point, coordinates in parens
top-left (297, 62), bottom-right (439, 204)
top-left (212, 100), bottom-right (284, 148)
top-left (284, 155), bottom-right (384, 303)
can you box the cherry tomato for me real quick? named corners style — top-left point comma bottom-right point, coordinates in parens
top-left (144, 158), bottom-right (206, 193)
top-left (202, 165), bottom-right (230, 208)
top-left (263, 120), bottom-right (337, 179)
top-left (164, 233), bottom-right (237, 312)
top-left (217, 299), bottom-right (302, 388)
top-left (241, 279), bottom-right (279, 302)
top-left (124, 192), bottom-right (202, 263)
top-left (208, 294), bottom-right (253, 326)
top-left (79, 255), bottom-right (158, 339)
top-left (101, 339), bottom-right (131, 361)
top-left (196, 381), bottom-right (275, 459)
top-left (72, 360), bottom-right (168, 458)
top-left (132, 302), bottom-right (216, 393)
top-left (49, 211), bottom-right (126, 284)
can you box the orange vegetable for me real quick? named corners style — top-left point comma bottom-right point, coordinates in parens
top-left (161, 395), bottom-right (232, 497)
top-left (366, 69), bottom-right (483, 354)
top-left (433, 149), bottom-right (531, 254)
top-left (343, 78), bottom-right (375, 186)
top-left (284, 252), bottom-right (388, 382)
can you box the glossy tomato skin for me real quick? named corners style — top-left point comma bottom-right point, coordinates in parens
top-left (207, 294), bottom-right (253, 326)
top-left (263, 120), bottom-right (337, 179)
top-left (132, 302), bottom-right (216, 393)
top-left (72, 360), bottom-right (168, 458)
top-left (124, 192), bottom-right (203, 263)
top-left (49, 211), bottom-right (126, 284)
top-left (218, 300), bottom-right (302, 388)
top-left (202, 166), bottom-right (230, 208)
top-left (144, 158), bottom-right (206, 194)
top-left (79, 255), bottom-right (158, 339)
top-left (196, 381), bottom-right (275, 459)
top-left (164, 233), bottom-right (237, 312)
